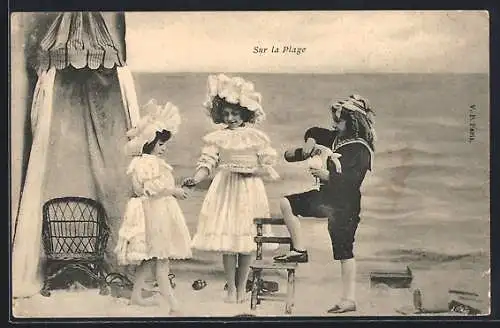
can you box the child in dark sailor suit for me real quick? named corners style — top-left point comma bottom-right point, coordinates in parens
top-left (274, 95), bottom-right (376, 314)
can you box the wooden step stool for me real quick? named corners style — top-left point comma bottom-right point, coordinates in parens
top-left (250, 218), bottom-right (298, 314)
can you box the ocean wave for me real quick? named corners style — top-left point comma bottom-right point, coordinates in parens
top-left (413, 174), bottom-right (489, 190)
top-left (374, 167), bottom-right (488, 188)
top-left (370, 249), bottom-right (489, 266)
top-left (397, 116), bottom-right (465, 129)
top-left (375, 139), bottom-right (487, 158)
top-left (374, 163), bottom-right (483, 180)
top-left (364, 210), bottom-right (422, 221)
top-left (376, 145), bottom-right (484, 163)
top-left (376, 146), bottom-right (442, 160)
top-left (364, 206), bottom-right (459, 221)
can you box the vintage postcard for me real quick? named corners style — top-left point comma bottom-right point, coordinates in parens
top-left (10, 11), bottom-right (490, 318)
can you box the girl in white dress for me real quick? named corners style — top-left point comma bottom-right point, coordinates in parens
top-left (115, 100), bottom-right (192, 313)
top-left (183, 74), bottom-right (279, 303)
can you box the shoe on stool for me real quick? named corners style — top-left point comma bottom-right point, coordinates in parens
top-left (273, 249), bottom-right (308, 263)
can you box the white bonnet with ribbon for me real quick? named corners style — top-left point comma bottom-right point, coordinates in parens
top-left (124, 99), bottom-right (181, 156)
top-left (202, 73), bottom-right (266, 124)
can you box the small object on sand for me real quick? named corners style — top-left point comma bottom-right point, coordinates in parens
top-left (409, 287), bottom-right (486, 315)
top-left (448, 289), bottom-right (484, 315)
top-left (106, 273), bottom-right (134, 299)
top-left (394, 288), bottom-right (449, 315)
top-left (168, 273), bottom-right (176, 289)
top-left (412, 288), bottom-right (450, 313)
top-left (370, 266), bottom-right (413, 289)
top-left (192, 279), bottom-right (207, 291)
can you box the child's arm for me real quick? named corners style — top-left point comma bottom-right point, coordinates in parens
top-left (183, 143), bottom-right (218, 187)
top-left (143, 179), bottom-right (172, 196)
top-left (255, 139), bottom-right (280, 180)
top-left (143, 180), bottom-right (189, 199)
top-left (182, 167), bottom-right (210, 187)
top-left (193, 167), bottom-right (210, 183)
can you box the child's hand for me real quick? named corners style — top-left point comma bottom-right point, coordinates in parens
top-left (172, 188), bottom-right (188, 200)
top-left (309, 167), bottom-right (330, 182)
top-left (330, 153), bottom-right (342, 173)
top-left (182, 177), bottom-right (197, 188)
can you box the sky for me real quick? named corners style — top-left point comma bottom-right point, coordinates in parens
top-left (124, 11), bottom-right (489, 73)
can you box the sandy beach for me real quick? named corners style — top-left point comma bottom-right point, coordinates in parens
top-left (12, 211), bottom-right (490, 318)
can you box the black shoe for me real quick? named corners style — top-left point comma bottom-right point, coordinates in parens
top-left (261, 280), bottom-right (279, 293)
top-left (273, 249), bottom-right (309, 263)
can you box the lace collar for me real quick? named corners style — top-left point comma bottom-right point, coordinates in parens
top-left (203, 126), bottom-right (270, 150)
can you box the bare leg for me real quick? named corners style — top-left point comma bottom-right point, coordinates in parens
top-left (156, 258), bottom-right (180, 314)
top-left (148, 260), bottom-right (157, 288)
top-left (130, 260), bottom-right (159, 306)
top-left (280, 197), bottom-right (306, 252)
top-left (327, 258), bottom-right (357, 313)
top-left (223, 254), bottom-right (237, 303)
top-left (236, 253), bottom-right (252, 303)
top-left (341, 258), bottom-right (356, 302)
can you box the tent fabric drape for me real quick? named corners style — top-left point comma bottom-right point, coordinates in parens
top-left (10, 12), bottom-right (59, 240)
top-left (12, 12), bottom-right (141, 298)
top-left (12, 68), bottom-right (57, 298)
top-left (36, 12), bottom-right (124, 74)
top-left (42, 67), bottom-right (135, 274)
top-left (117, 67), bottom-right (140, 127)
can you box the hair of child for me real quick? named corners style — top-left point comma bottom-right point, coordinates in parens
top-left (142, 129), bottom-right (172, 154)
top-left (208, 95), bottom-right (256, 125)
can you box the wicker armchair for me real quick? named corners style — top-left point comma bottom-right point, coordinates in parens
top-left (40, 197), bottom-right (110, 296)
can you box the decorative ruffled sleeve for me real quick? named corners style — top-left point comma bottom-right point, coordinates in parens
top-left (257, 144), bottom-right (280, 181)
top-left (127, 156), bottom-right (170, 197)
top-left (196, 144), bottom-right (220, 176)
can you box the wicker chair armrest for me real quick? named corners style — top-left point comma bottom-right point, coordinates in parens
top-left (96, 221), bottom-right (110, 255)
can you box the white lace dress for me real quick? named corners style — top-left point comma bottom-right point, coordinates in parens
top-left (191, 127), bottom-right (280, 254)
top-left (114, 154), bottom-right (192, 265)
